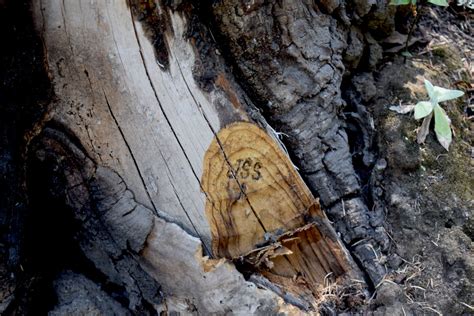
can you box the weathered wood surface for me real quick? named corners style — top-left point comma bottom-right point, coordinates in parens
top-left (31, 0), bottom-right (360, 312)
top-left (33, 0), bottom-right (222, 250)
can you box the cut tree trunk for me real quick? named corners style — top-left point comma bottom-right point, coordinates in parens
top-left (20, 0), bottom-right (375, 313)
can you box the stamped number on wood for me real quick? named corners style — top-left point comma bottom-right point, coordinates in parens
top-left (227, 158), bottom-right (262, 181)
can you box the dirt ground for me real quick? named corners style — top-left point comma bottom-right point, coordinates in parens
top-left (347, 5), bottom-right (473, 315)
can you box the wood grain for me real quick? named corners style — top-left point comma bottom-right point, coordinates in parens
top-left (201, 122), bottom-right (352, 293)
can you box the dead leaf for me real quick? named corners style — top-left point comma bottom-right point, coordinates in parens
top-left (417, 112), bottom-right (433, 144)
top-left (389, 104), bottom-right (415, 114)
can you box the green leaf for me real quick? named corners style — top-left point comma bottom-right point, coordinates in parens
top-left (433, 86), bottom-right (464, 102)
top-left (414, 101), bottom-right (434, 119)
top-left (424, 79), bottom-right (436, 101)
top-left (427, 0), bottom-right (449, 6)
top-left (390, 0), bottom-right (411, 4)
top-left (433, 105), bottom-right (452, 151)
top-left (401, 51), bottom-right (413, 58)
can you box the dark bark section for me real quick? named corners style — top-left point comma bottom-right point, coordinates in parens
top-left (25, 126), bottom-right (162, 314)
top-left (205, 0), bottom-right (394, 285)
top-left (210, 0), bottom-right (357, 205)
top-left (49, 271), bottom-right (131, 315)
top-left (128, 0), bottom-right (173, 70)
top-left (0, 0), bottom-right (52, 313)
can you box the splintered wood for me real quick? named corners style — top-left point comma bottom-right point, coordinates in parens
top-left (201, 122), bottom-right (351, 295)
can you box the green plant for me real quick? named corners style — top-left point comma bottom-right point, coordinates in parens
top-left (391, 79), bottom-right (464, 151)
top-left (390, 0), bottom-right (448, 6)
top-left (413, 79), bottom-right (463, 150)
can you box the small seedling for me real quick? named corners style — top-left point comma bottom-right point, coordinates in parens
top-left (414, 79), bottom-right (464, 150)
top-left (390, 0), bottom-right (448, 6)
top-left (390, 79), bottom-right (464, 151)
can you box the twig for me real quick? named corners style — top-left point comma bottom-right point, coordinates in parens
top-left (405, 3), bottom-right (423, 62)
top-left (422, 306), bottom-right (442, 315)
top-left (459, 301), bottom-right (474, 311)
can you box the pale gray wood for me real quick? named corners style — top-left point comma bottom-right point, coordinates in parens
top-left (31, 0), bottom-right (300, 312)
top-left (141, 216), bottom-right (297, 314)
top-left (33, 0), bottom-right (240, 251)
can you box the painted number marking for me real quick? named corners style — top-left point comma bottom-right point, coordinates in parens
top-left (227, 158), bottom-right (262, 180)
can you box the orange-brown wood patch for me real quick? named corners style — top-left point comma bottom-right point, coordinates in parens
top-left (201, 122), bottom-right (351, 294)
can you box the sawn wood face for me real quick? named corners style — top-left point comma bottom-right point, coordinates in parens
top-left (201, 122), bottom-right (350, 292)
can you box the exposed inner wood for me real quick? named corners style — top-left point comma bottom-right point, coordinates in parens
top-left (202, 122), bottom-right (352, 295)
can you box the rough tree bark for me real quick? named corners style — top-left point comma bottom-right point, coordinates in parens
top-left (209, 0), bottom-right (392, 285)
top-left (1, 0), bottom-right (397, 314)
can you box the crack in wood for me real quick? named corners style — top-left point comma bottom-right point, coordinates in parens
top-left (102, 89), bottom-right (159, 216)
top-left (128, 8), bottom-right (211, 252)
top-left (174, 57), bottom-right (269, 240)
